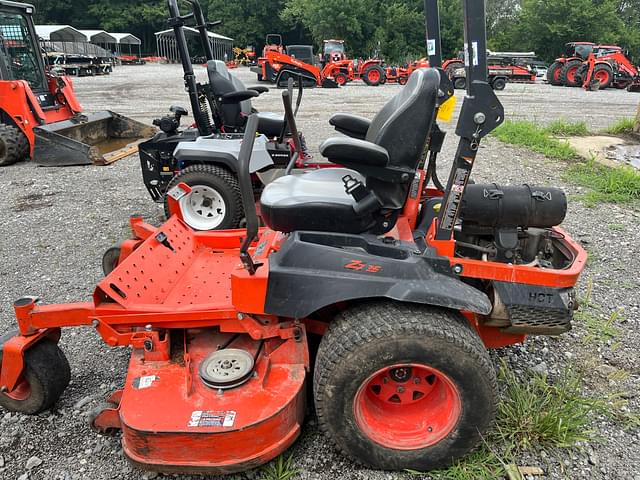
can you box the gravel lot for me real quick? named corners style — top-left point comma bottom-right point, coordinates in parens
top-left (0, 65), bottom-right (639, 480)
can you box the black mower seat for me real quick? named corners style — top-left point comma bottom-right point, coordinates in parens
top-left (260, 168), bottom-right (374, 234)
top-left (260, 68), bottom-right (440, 234)
top-left (207, 60), bottom-right (286, 135)
top-left (256, 112), bottom-right (285, 138)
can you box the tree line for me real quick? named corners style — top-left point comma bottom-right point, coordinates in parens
top-left (32, 0), bottom-right (640, 64)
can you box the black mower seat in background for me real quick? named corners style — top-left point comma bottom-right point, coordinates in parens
top-left (207, 60), bottom-right (286, 136)
top-left (260, 68), bottom-right (440, 234)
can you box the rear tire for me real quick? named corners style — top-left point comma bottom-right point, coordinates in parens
top-left (0, 123), bottom-right (29, 166)
top-left (453, 77), bottom-right (466, 90)
top-left (314, 301), bottom-right (497, 471)
top-left (592, 64), bottom-right (614, 90)
top-left (164, 164), bottom-right (243, 231)
top-left (547, 61), bottom-right (563, 86)
top-left (362, 65), bottom-right (385, 86)
top-left (0, 336), bottom-right (71, 414)
top-left (560, 60), bottom-right (582, 87)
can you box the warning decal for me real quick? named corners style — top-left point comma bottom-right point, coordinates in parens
top-left (132, 375), bottom-right (158, 389)
top-left (188, 410), bottom-right (236, 428)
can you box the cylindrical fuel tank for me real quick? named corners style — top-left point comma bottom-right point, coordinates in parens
top-left (460, 184), bottom-right (567, 228)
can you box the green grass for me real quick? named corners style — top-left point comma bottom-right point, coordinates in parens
top-left (574, 279), bottom-right (622, 346)
top-left (605, 117), bottom-right (636, 135)
top-left (566, 158), bottom-right (640, 205)
top-left (492, 120), bottom-right (578, 160)
top-left (261, 455), bottom-right (299, 480)
top-left (546, 119), bottom-right (589, 137)
top-left (408, 445), bottom-right (509, 480)
top-left (494, 365), bottom-right (603, 450)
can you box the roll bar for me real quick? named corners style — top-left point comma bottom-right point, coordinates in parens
top-left (166, 0), bottom-right (212, 136)
top-left (432, 0), bottom-right (504, 240)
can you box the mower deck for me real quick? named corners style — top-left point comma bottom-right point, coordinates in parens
top-left (116, 328), bottom-right (307, 473)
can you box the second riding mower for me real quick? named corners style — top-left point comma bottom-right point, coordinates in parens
top-left (0, 0), bottom-right (586, 475)
top-left (139, 0), bottom-right (320, 231)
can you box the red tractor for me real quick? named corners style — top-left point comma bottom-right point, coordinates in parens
top-left (252, 34), bottom-right (285, 81)
top-left (385, 58), bottom-right (430, 85)
top-left (576, 46), bottom-right (639, 90)
top-left (547, 42), bottom-right (595, 86)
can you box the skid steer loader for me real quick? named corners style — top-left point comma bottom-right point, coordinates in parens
top-left (0, 1), bottom-right (155, 166)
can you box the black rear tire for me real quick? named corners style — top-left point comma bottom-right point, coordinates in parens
top-left (560, 60), bottom-right (582, 87)
top-left (0, 336), bottom-right (71, 414)
top-left (314, 301), bottom-right (497, 471)
top-left (164, 164), bottom-right (243, 231)
top-left (102, 246), bottom-right (121, 275)
top-left (362, 65), bottom-right (385, 86)
top-left (0, 123), bottom-right (29, 166)
top-left (547, 61), bottom-right (563, 86)
top-left (592, 64), bottom-right (614, 90)
top-left (453, 77), bottom-right (466, 90)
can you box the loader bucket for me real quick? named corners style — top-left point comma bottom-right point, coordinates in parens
top-left (32, 111), bottom-right (156, 166)
top-left (321, 78), bottom-right (339, 88)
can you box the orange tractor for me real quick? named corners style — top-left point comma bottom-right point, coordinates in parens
top-left (547, 42), bottom-right (596, 86)
top-left (0, 1), bottom-right (154, 166)
top-left (576, 46), bottom-right (639, 90)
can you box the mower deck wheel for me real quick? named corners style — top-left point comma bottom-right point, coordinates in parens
top-left (102, 246), bottom-right (121, 275)
top-left (164, 164), bottom-right (243, 231)
top-left (314, 301), bottom-right (497, 471)
top-left (0, 123), bottom-right (29, 166)
top-left (0, 335), bottom-right (71, 414)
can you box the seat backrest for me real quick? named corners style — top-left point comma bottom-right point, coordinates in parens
top-left (206, 60), bottom-right (252, 127)
top-left (365, 68), bottom-right (440, 209)
top-left (365, 68), bottom-right (439, 170)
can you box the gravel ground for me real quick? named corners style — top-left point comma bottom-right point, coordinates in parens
top-left (0, 65), bottom-right (639, 480)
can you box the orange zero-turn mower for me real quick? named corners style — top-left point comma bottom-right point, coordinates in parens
top-left (0, 0), bottom-right (586, 474)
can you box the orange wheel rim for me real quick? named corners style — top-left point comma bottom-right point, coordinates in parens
top-left (353, 363), bottom-right (461, 450)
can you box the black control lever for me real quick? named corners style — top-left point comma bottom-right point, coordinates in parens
top-left (282, 90), bottom-right (302, 175)
top-left (237, 115), bottom-right (261, 275)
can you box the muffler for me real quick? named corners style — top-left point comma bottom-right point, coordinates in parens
top-left (33, 111), bottom-right (156, 166)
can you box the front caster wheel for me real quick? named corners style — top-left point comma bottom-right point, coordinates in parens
top-left (314, 301), bottom-right (497, 471)
top-left (0, 336), bottom-right (71, 414)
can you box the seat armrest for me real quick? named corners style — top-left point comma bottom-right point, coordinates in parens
top-left (329, 113), bottom-right (371, 140)
top-left (320, 137), bottom-right (389, 168)
top-left (220, 90), bottom-right (259, 104)
top-left (248, 86), bottom-right (269, 94)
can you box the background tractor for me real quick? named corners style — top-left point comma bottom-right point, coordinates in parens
top-left (0, 0), bottom-right (154, 166)
top-left (547, 42), bottom-right (595, 86)
top-left (576, 46), bottom-right (639, 90)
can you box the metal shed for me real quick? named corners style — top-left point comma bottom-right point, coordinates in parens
top-left (35, 25), bottom-right (87, 42)
top-left (155, 27), bottom-right (233, 62)
top-left (80, 29), bottom-right (117, 52)
top-left (110, 33), bottom-right (142, 57)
